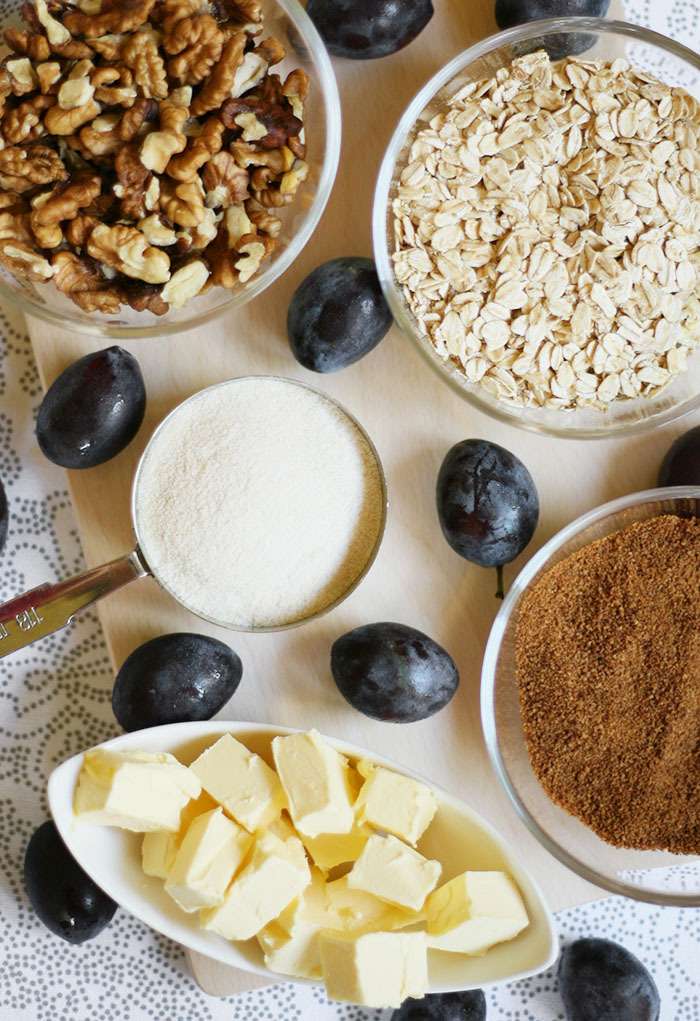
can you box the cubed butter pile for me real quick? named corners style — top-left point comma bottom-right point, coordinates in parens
top-left (73, 731), bottom-right (529, 1008)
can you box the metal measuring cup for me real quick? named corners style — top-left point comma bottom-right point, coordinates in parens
top-left (0, 377), bottom-right (387, 660)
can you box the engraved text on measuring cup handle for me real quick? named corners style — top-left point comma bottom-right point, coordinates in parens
top-left (0, 550), bottom-right (149, 659)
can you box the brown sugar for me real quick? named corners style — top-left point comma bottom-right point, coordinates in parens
top-left (515, 514), bottom-right (700, 855)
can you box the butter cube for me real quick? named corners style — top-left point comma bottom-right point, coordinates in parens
top-left (258, 920), bottom-right (324, 980)
top-left (74, 749), bottom-right (201, 832)
top-left (164, 807), bottom-right (253, 913)
top-left (347, 833), bottom-right (441, 912)
top-left (272, 730), bottom-right (355, 837)
top-left (266, 812), bottom-right (298, 842)
top-left (276, 867), bottom-right (340, 933)
top-left (354, 762), bottom-right (437, 846)
top-left (319, 930), bottom-right (428, 1008)
top-left (142, 829), bottom-right (179, 880)
top-left (257, 868), bottom-right (340, 979)
top-left (326, 876), bottom-right (421, 934)
top-left (201, 830), bottom-right (311, 940)
top-left (142, 791), bottom-right (219, 878)
top-left (190, 734), bottom-right (285, 832)
top-left (301, 821), bottom-right (373, 873)
top-left (426, 871), bottom-right (529, 955)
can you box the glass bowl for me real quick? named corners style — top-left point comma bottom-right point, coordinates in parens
top-left (0, 0), bottom-right (341, 338)
top-left (373, 18), bottom-right (700, 438)
top-left (481, 486), bottom-right (700, 905)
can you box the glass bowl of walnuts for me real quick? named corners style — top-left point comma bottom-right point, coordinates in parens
top-left (0, 0), bottom-right (340, 336)
top-left (373, 18), bottom-right (700, 437)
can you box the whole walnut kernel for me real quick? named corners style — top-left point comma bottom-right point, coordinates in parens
top-left (220, 96), bottom-right (303, 150)
top-left (121, 31), bottom-right (168, 99)
top-left (0, 144), bottom-right (68, 192)
top-left (64, 213), bottom-right (99, 249)
top-left (118, 97), bottom-right (158, 141)
top-left (159, 176), bottom-right (206, 228)
top-left (87, 221), bottom-right (170, 283)
top-left (189, 32), bottom-right (246, 117)
top-left (163, 14), bottom-right (223, 86)
top-left (0, 237), bottom-right (53, 280)
top-left (245, 197), bottom-right (281, 238)
top-left (166, 115), bottom-right (224, 180)
top-left (235, 231), bottom-right (274, 282)
top-left (229, 139), bottom-right (295, 179)
top-left (122, 279), bottom-right (169, 315)
top-left (51, 250), bottom-right (105, 293)
top-left (114, 142), bottom-right (152, 219)
top-left (4, 56), bottom-right (40, 96)
top-left (207, 204), bottom-right (253, 287)
top-left (160, 258), bottom-right (208, 308)
top-left (255, 36), bottom-right (285, 67)
top-left (202, 150), bottom-right (249, 208)
top-left (50, 247), bottom-right (123, 314)
top-left (33, 0), bottom-right (70, 47)
top-left (79, 112), bottom-right (123, 157)
top-left (0, 208), bottom-right (33, 244)
top-left (3, 28), bottom-right (51, 62)
top-left (62, 0), bottom-right (156, 39)
top-left (30, 172), bottom-right (102, 249)
top-left (36, 60), bottom-right (63, 92)
top-left (155, 0), bottom-right (201, 31)
top-left (2, 94), bottom-right (56, 144)
top-left (44, 98), bottom-right (100, 135)
top-left (70, 288), bottom-right (123, 313)
top-left (139, 97), bottom-right (188, 173)
top-left (210, 0), bottom-right (262, 26)
top-left (89, 33), bottom-right (125, 61)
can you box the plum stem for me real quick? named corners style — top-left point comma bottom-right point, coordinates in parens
top-left (495, 564), bottom-right (504, 600)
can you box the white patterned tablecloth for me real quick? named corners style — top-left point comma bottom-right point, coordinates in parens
top-left (2, 2), bottom-right (700, 1017)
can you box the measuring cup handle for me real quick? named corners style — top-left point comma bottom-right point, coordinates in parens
top-left (0, 550), bottom-right (149, 659)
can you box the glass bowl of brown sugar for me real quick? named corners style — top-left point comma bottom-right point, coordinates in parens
top-left (481, 486), bottom-right (700, 905)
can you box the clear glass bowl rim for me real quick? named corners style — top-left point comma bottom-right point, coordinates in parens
top-left (481, 485), bottom-right (700, 906)
top-left (0, 0), bottom-right (342, 339)
top-left (372, 17), bottom-right (700, 439)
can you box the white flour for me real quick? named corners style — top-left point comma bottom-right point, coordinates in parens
top-left (133, 377), bottom-right (385, 628)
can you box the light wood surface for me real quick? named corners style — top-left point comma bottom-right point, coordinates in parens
top-left (25, 0), bottom-right (677, 999)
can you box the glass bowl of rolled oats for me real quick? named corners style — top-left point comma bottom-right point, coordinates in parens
top-left (374, 18), bottom-right (700, 437)
top-left (0, 0), bottom-right (340, 335)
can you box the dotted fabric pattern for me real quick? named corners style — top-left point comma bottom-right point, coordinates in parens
top-left (1, 3), bottom-right (700, 1018)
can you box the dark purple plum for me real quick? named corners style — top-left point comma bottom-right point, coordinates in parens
top-left (36, 346), bottom-right (146, 469)
top-left (495, 0), bottom-right (610, 59)
top-left (112, 632), bottom-right (243, 732)
top-left (558, 937), bottom-right (660, 1021)
top-left (657, 425), bottom-right (700, 487)
top-left (24, 820), bottom-right (117, 944)
top-left (0, 475), bottom-right (7, 556)
top-left (330, 621), bottom-right (458, 723)
top-left (305, 0), bottom-right (433, 59)
top-left (496, 0), bottom-right (610, 23)
top-left (391, 990), bottom-right (487, 1021)
top-left (287, 257), bottom-right (393, 372)
top-left (436, 439), bottom-right (539, 597)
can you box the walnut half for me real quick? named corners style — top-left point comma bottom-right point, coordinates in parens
top-left (87, 221), bottom-right (170, 283)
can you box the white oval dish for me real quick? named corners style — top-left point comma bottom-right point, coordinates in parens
top-left (47, 721), bottom-right (558, 993)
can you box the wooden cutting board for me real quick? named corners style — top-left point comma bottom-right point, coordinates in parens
top-left (25, 0), bottom-right (663, 998)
